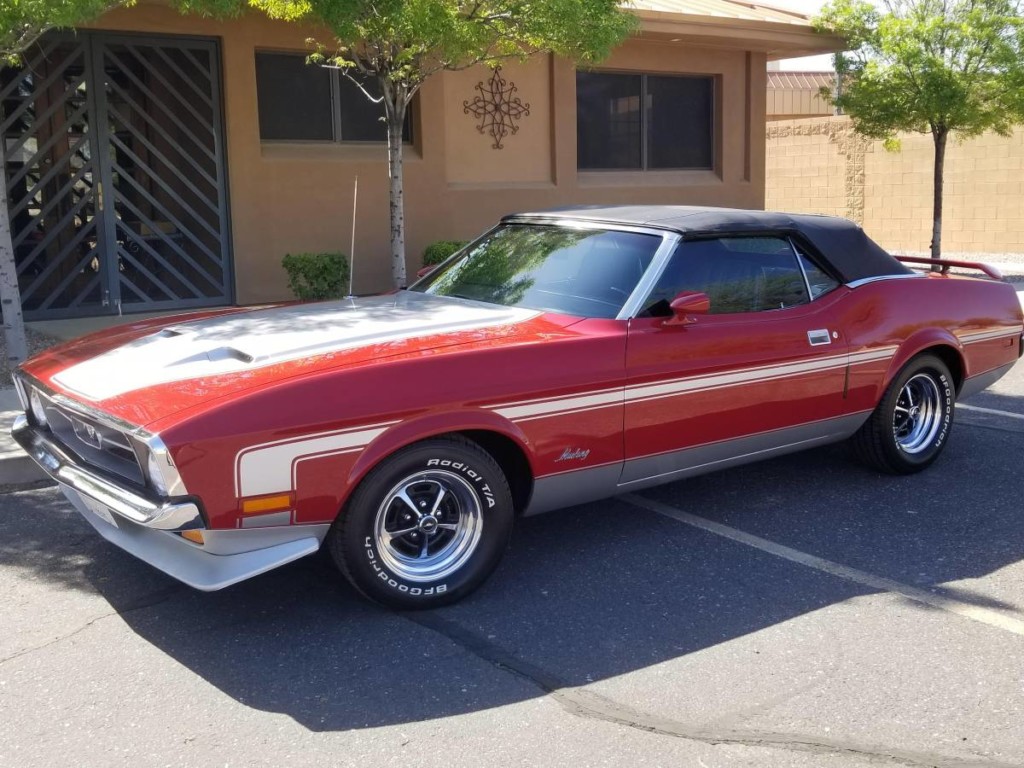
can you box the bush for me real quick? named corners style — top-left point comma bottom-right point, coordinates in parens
top-left (423, 240), bottom-right (467, 267)
top-left (281, 252), bottom-right (350, 301)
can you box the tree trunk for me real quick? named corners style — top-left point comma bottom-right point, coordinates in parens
top-left (385, 99), bottom-right (407, 288)
top-left (0, 143), bottom-right (29, 375)
top-left (930, 128), bottom-right (947, 262)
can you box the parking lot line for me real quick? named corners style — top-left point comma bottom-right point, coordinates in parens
top-left (958, 403), bottom-right (1024, 421)
top-left (624, 493), bottom-right (1024, 637)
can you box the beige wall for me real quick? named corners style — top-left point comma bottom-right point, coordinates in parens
top-left (766, 116), bottom-right (1024, 255)
top-left (766, 89), bottom-right (831, 121)
top-left (91, 6), bottom-right (768, 302)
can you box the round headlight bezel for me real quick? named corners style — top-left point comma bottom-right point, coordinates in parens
top-left (147, 450), bottom-right (170, 496)
top-left (29, 389), bottom-right (49, 428)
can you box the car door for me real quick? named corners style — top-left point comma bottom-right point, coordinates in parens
top-left (621, 234), bottom-right (853, 486)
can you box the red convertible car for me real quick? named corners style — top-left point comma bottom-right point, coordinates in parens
top-left (13, 206), bottom-right (1023, 608)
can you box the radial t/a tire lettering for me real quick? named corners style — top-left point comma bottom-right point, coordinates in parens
top-left (851, 353), bottom-right (954, 474)
top-left (329, 436), bottom-right (514, 609)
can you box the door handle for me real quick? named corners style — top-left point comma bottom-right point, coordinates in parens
top-left (807, 329), bottom-right (833, 346)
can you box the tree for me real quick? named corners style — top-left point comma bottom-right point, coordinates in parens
top-left (0, 0), bottom-right (135, 370)
top-left (184, 0), bottom-right (634, 288)
top-left (815, 0), bottom-right (1024, 260)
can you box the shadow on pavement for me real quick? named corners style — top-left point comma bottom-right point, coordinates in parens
top-left (2, 401), bottom-right (1023, 732)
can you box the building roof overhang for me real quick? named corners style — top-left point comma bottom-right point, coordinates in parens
top-left (627, 0), bottom-right (844, 59)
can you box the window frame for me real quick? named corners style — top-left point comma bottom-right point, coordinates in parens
top-left (635, 231), bottom-right (843, 318)
top-left (254, 50), bottom-right (413, 146)
top-left (575, 70), bottom-right (717, 172)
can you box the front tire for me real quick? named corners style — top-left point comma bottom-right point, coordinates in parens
top-left (329, 436), bottom-right (514, 609)
top-left (851, 354), bottom-right (955, 474)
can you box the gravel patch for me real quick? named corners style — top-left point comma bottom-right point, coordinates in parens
top-left (0, 326), bottom-right (62, 385)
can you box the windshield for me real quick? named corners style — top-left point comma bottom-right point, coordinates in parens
top-left (410, 224), bottom-right (662, 319)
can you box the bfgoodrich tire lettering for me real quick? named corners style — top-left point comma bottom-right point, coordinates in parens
top-left (330, 436), bottom-right (514, 609)
top-left (851, 353), bottom-right (955, 474)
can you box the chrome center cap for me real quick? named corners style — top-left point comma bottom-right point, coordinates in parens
top-left (418, 515), bottom-right (439, 533)
top-left (909, 405), bottom-right (921, 420)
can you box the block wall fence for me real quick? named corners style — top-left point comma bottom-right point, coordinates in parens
top-left (766, 116), bottom-right (1024, 256)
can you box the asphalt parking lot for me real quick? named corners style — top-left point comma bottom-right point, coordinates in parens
top-left (4, 351), bottom-right (1024, 766)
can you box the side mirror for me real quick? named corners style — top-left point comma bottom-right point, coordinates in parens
top-left (665, 291), bottom-right (710, 325)
top-left (416, 265), bottom-right (437, 279)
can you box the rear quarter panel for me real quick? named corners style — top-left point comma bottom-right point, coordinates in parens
top-left (842, 274), bottom-right (1023, 413)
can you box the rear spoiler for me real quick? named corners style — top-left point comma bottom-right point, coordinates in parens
top-left (895, 255), bottom-right (1004, 281)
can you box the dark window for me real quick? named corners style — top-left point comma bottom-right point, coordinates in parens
top-left (576, 72), bottom-right (714, 171)
top-left (255, 53), bottom-right (333, 141)
top-left (255, 52), bottom-right (411, 143)
top-left (641, 237), bottom-right (809, 316)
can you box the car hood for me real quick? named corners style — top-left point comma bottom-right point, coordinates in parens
top-left (23, 292), bottom-right (555, 426)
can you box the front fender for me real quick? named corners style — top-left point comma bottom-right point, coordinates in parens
top-left (341, 408), bottom-right (536, 508)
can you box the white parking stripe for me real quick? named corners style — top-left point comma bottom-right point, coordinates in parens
top-left (624, 493), bottom-right (1024, 637)
top-left (958, 403), bottom-right (1024, 421)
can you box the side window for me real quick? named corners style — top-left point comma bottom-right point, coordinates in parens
top-left (640, 236), bottom-right (810, 316)
top-left (792, 241), bottom-right (840, 298)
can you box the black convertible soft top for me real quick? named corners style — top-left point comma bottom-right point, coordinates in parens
top-left (506, 205), bottom-right (912, 283)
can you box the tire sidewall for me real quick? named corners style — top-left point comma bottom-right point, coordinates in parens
top-left (881, 355), bottom-right (954, 470)
top-left (336, 441), bottom-right (513, 608)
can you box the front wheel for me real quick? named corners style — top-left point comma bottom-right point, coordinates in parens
top-left (850, 354), bottom-right (955, 474)
top-left (329, 436), bottom-right (514, 609)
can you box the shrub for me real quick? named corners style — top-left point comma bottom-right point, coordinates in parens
top-left (423, 240), bottom-right (467, 267)
top-left (281, 252), bottom-right (350, 301)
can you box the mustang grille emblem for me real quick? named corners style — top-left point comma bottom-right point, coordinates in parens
top-left (72, 418), bottom-right (103, 450)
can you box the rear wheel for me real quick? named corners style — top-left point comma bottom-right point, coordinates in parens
top-left (851, 354), bottom-right (954, 474)
top-left (329, 436), bottom-right (514, 609)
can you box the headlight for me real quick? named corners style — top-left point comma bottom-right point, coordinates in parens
top-left (29, 389), bottom-right (48, 428)
top-left (147, 450), bottom-right (169, 496)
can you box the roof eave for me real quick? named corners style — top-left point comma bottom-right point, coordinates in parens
top-left (632, 11), bottom-right (845, 59)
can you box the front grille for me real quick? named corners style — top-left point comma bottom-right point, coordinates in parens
top-left (37, 392), bottom-right (145, 487)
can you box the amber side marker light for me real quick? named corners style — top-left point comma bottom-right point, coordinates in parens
top-left (241, 493), bottom-right (294, 515)
top-left (181, 530), bottom-right (205, 545)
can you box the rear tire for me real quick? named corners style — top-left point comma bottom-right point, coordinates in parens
top-left (850, 354), bottom-right (954, 474)
top-left (329, 436), bottom-right (514, 609)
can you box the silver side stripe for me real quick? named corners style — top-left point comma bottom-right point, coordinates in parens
top-left (491, 389), bottom-right (623, 420)
top-left (850, 346), bottom-right (899, 363)
top-left (626, 357), bottom-right (849, 404)
top-left (958, 328), bottom-right (1023, 344)
top-left (235, 346), bottom-right (903, 497)
top-left (235, 422), bottom-right (395, 497)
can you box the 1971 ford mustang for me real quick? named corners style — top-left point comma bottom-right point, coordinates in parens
top-left (12, 206), bottom-right (1024, 608)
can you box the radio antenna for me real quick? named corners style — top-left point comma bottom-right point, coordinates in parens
top-left (348, 175), bottom-right (358, 299)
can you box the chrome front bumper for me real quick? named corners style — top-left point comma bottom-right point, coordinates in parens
top-left (13, 416), bottom-right (329, 590)
top-left (12, 414), bottom-right (201, 530)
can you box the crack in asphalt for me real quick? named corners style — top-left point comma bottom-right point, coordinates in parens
top-left (0, 585), bottom-right (184, 666)
top-left (406, 611), bottom-right (1017, 768)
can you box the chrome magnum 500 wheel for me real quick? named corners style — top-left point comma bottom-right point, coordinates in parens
top-left (330, 436), bottom-right (514, 609)
top-left (851, 354), bottom-right (954, 474)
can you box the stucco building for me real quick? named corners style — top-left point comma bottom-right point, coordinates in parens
top-left (1, 0), bottom-right (839, 319)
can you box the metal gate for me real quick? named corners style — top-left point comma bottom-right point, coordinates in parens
top-left (0, 33), bottom-right (233, 319)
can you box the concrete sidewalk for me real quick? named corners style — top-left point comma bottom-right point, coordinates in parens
top-left (0, 387), bottom-right (46, 485)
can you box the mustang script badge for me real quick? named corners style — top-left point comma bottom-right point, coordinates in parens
top-left (555, 447), bottom-right (591, 462)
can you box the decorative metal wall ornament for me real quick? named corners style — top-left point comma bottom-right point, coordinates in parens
top-left (463, 67), bottom-right (530, 149)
